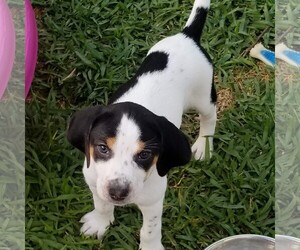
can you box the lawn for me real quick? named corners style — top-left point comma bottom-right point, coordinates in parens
top-left (275, 0), bottom-right (300, 239)
top-left (25, 0), bottom-right (275, 249)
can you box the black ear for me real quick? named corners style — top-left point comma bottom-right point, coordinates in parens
top-left (67, 106), bottom-right (103, 165)
top-left (156, 116), bottom-right (192, 177)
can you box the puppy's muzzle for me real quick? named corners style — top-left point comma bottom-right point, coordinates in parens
top-left (108, 179), bottom-right (130, 201)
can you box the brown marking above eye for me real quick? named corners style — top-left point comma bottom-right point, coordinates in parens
top-left (136, 141), bottom-right (145, 154)
top-left (106, 137), bottom-right (116, 150)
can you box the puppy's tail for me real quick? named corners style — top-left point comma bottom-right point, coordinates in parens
top-left (182, 0), bottom-right (210, 43)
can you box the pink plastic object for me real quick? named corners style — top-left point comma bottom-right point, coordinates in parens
top-left (0, 0), bottom-right (16, 99)
top-left (25, 0), bottom-right (38, 97)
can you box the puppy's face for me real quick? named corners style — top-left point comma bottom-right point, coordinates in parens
top-left (67, 102), bottom-right (191, 205)
top-left (88, 113), bottom-right (160, 204)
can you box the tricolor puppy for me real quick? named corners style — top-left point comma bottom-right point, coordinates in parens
top-left (67, 0), bottom-right (216, 249)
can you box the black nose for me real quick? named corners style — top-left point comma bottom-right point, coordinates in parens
top-left (108, 180), bottom-right (130, 201)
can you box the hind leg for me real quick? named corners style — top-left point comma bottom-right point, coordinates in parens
top-left (192, 103), bottom-right (216, 160)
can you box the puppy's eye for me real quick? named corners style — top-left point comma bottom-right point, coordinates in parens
top-left (97, 144), bottom-right (109, 154)
top-left (138, 150), bottom-right (152, 160)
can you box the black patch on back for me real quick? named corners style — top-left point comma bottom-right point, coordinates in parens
top-left (109, 51), bottom-right (169, 104)
top-left (182, 7), bottom-right (208, 44)
top-left (135, 51), bottom-right (169, 75)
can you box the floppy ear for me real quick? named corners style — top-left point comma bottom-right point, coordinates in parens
top-left (67, 105), bottom-right (103, 167)
top-left (156, 116), bottom-right (192, 177)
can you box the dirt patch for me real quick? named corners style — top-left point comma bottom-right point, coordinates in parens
top-left (217, 88), bottom-right (234, 115)
top-left (214, 61), bottom-right (274, 115)
top-left (276, 61), bottom-right (299, 83)
top-left (234, 62), bottom-right (272, 92)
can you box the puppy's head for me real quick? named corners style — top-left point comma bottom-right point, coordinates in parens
top-left (67, 102), bottom-right (191, 205)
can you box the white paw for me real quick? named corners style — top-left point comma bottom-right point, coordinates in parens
top-left (192, 136), bottom-right (213, 160)
top-left (139, 243), bottom-right (164, 250)
top-left (139, 229), bottom-right (164, 250)
top-left (80, 209), bottom-right (114, 239)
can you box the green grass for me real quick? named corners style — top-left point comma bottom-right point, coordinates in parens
top-left (275, 0), bottom-right (300, 238)
top-left (26, 0), bottom-right (275, 249)
top-left (275, 64), bottom-right (300, 238)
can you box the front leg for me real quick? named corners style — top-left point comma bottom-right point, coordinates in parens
top-left (80, 193), bottom-right (114, 239)
top-left (138, 198), bottom-right (164, 250)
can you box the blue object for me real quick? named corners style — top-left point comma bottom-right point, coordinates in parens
top-left (283, 50), bottom-right (300, 65)
top-left (276, 43), bottom-right (300, 67)
top-left (250, 43), bottom-right (275, 67)
top-left (261, 49), bottom-right (276, 66)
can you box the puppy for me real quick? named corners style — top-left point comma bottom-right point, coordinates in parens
top-left (67, 0), bottom-right (216, 249)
